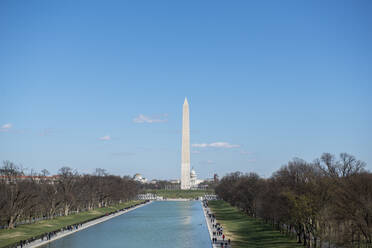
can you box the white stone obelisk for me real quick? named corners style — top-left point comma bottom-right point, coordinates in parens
top-left (181, 97), bottom-right (191, 190)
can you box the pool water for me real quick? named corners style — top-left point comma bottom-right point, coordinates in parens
top-left (40, 201), bottom-right (211, 248)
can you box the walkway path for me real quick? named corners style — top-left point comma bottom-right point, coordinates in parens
top-left (19, 201), bottom-right (152, 248)
top-left (202, 200), bottom-right (231, 248)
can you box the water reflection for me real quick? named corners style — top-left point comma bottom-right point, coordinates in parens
top-left (179, 201), bottom-right (192, 225)
top-left (41, 201), bottom-right (211, 248)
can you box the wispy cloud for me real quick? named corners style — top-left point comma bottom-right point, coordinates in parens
top-left (0, 123), bottom-right (12, 132)
top-left (2, 123), bottom-right (12, 129)
top-left (191, 150), bottom-right (201, 154)
top-left (192, 142), bottom-right (240, 149)
top-left (133, 114), bottom-right (168, 123)
top-left (199, 160), bottom-right (215, 165)
top-left (192, 143), bottom-right (208, 148)
top-left (99, 135), bottom-right (111, 141)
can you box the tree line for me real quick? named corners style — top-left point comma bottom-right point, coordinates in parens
top-left (0, 161), bottom-right (139, 229)
top-left (215, 153), bottom-right (372, 248)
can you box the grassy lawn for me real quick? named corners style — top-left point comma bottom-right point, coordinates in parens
top-left (209, 200), bottom-right (301, 248)
top-left (145, 189), bottom-right (214, 199)
top-left (0, 200), bottom-right (144, 248)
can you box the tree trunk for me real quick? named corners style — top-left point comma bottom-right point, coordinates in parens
top-left (64, 204), bottom-right (70, 216)
top-left (7, 215), bottom-right (16, 229)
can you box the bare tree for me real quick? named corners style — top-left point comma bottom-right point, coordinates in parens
top-left (0, 163), bottom-right (141, 228)
top-left (215, 153), bottom-right (371, 248)
top-left (58, 167), bottom-right (77, 216)
top-left (40, 169), bottom-right (50, 177)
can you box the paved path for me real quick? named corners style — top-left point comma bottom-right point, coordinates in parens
top-left (20, 201), bottom-right (153, 248)
top-left (202, 201), bottom-right (231, 248)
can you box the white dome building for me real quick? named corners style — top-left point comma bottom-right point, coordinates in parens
top-left (133, 173), bottom-right (148, 183)
top-left (190, 168), bottom-right (203, 189)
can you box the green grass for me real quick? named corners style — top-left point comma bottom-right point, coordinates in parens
top-left (208, 200), bottom-right (301, 248)
top-left (145, 189), bottom-right (214, 199)
top-left (0, 200), bottom-right (144, 248)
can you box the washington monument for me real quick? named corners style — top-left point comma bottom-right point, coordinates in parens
top-left (181, 97), bottom-right (191, 190)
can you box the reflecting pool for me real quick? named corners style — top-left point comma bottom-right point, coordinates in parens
top-left (41, 201), bottom-right (211, 248)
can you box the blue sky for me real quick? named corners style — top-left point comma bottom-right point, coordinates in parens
top-left (1, 0), bottom-right (371, 179)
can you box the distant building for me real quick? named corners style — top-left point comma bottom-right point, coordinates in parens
top-left (133, 173), bottom-right (148, 183)
top-left (190, 168), bottom-right (204, 189)
top-left (204, 178), bottom-right (215, 183)
top-left (137, 193), bottom-right (163, 200)
top-left (169, 179), bottom-right (180, 184)
top-left (165, 180), bottom-right (180, 190)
